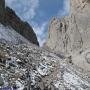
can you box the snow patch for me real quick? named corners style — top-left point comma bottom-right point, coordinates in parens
top-left (0, 24), bottom-right (29, 44)
top-left (37, 63), bottom-right (51, 76)
top-left (63, 71), bottom-right (90, 89)
top-left (16, 80), bottom-right (24, 90)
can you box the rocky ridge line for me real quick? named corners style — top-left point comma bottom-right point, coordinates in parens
top-left (0, 0), bottom-right (39, 46)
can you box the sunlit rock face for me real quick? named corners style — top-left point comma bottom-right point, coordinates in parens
top-left (45, 0), bottom-right (90, 71)
top-left (45, 17), bottom-right (70, 54)
top-left (69, 0), bottom-right (90, 71)
top-left (70, 0), bottom-right (90, 51)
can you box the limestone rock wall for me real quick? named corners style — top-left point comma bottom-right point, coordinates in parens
top-left (45, 0), bottom-right (90, 71)
top-left (46, 17), bottom-right (71, 54)
top-left (46, 0), bottom-right (90, 54)
top-left (69, 0), bottom-right (90, 52)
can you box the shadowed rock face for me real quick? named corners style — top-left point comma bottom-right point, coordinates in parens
top-left (0, 0), bottom-right (39, 46)
top-left (5, 7), bottom-right (39, 46)
top-left (87, 0), bottom-right (90, 3)
top-left (0, 0), bottom-right (5, 23)
top-left (45, 0), bottom-right (90, 71)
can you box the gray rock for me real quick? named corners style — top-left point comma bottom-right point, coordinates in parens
top-left (45, 0), bottom-right (90, 71)
top-left (0, 40), bottom-right (90, 89)
top-left (0, 76), bottom-right (4, 86)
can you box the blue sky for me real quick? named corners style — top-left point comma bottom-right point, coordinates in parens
top-left (5, 0), bottom-right (69, 46)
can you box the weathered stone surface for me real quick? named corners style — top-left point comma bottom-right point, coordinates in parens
top-left (0, 39), bottom-right (90, 90)
top-left (46, 0), bottom-right (90, 54)
top-left (45, 17), bottom-right (70, 54)
top-left (0, 77), bottom-right (4, 86)
top-left (45, 0), bottom-right (90, 71)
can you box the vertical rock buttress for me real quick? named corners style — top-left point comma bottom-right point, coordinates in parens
top-left (46, 0), bottom-right (90, 54)
top-left (45, 0), bottom-right (90, 71)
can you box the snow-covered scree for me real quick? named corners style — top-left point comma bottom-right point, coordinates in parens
top-left (0, 24), bottom-right (29, 44)
top-left (0, 40), bottom-right (90, 90)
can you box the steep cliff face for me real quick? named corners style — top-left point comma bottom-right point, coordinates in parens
top-left (45, 0), bottom-right (90, 71)
top-left (45, 17), bottom-right (70, 54)
top-left (0, 0), bottom-right (39, 46)
top-left (67, 0), bottom-right (90, 53)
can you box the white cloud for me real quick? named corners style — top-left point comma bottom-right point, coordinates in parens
top-left (63, 0), bottom-right (70, 14)
top-left (57, 0), bottom-right (70, 17)
top-left (32, 21), bottom-right (48, 46)
top-left (5, 0), bottom-right (39, 20)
